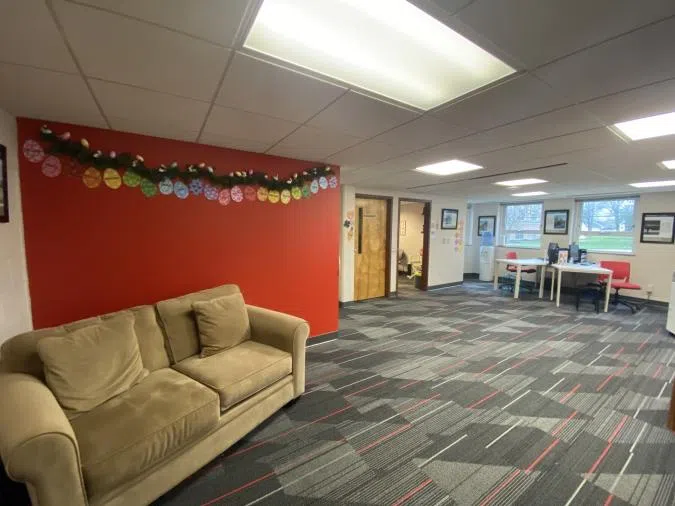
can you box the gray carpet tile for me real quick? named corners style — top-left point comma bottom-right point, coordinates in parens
top-left (154, 282), bottom-right (675, 506)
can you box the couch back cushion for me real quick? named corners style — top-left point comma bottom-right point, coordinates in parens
top-left (0, 305), bottom-right (169, 379)
top-left (155, 284), bottom-right (241, 363)
top-left (37, 312), bottom-right (149, 414)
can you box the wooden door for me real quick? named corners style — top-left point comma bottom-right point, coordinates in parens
top-left (354, 198), bottom-right (387, 300)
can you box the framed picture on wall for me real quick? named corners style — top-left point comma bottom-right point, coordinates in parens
top-left (0, 144), bottom-right (8, 223)
top-left (441, 208), bottom-right (458, 229)
top-left (640, 213), bottom-right (675, 243)
top-left (544, 209), bottom-right (569, 235)
top-left (478, 215), bottom-right (496, 236)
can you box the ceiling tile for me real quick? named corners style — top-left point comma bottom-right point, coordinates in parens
top-left (53, 0), bottom-right (230, 101)
top-left (90, 80), bottom-right (210, 133)
top-left (581, 78), bottom-right (675, 125)
top-left (108, 116), bottom-right (198, 143)
top-left (216, 53), bottom-right (346, 122)
top-left (203, 106), bottom-right (300, 145)
top-left (328, 140), bottom-right (415, 167)
top-left (73, 0), bottom-right (252, 47)
top-left (0, 63), bottom-right (106, 128)
top-left (199, 133), bottom-right (272, 154)
top-left (371, 115), bottom-right (472, 151)
top-left (456, 0), bottom-right (675, 68)
top-left (308, 91), bottom-right (419, 138)
top-left (0, 0), bottom-right (77, 73)
top-left (535, 17), bottom-right (675, 104)
top-left (434, 74), bottom-right (571, 130)
top-left (267, 126), bottom-right (362, 161)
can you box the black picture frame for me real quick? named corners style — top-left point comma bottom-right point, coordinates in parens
top-left (640, 212), bottom-right (675, 244)
top-left (477, 215), bottom-right (496, 236)
top-left (544, 209), bottom-right (569, 235)
top-left (0, 145), bottom-right (8, 224)
top-left (440, 208), bottom-right (458, 229)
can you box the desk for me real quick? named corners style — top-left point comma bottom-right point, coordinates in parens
top-left (493, 258), bottom-right (549, 299)
top-left (550, 263), bottom-right (613, 312)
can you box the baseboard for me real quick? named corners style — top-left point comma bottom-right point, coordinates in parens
top-left (426, 281), bottom-right (463, 291)
top-left (464, 273), bottom-right (479, 280)
top-left (338, 300), bottom-right (358, 308)
top-left (307, 331), bottom-right (338, 343)
top-left (389, 291), bottom-right (398, 297)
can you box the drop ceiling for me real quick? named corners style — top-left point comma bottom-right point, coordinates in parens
top-left (1, 0), bottom-right (675, 203)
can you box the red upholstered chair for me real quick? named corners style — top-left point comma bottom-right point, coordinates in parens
top-left (598, 260), bottom-right (641, 313)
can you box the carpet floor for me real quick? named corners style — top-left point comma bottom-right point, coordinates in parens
top-left (155, 282), bottom-right (675, 506)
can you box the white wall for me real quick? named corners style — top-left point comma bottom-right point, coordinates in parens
top-left (464, 193), bottom-right (675, 302)
top-left (340, 185), bottom-right (467, 302)
top-left (398, 202), bottom-right (424, 260)
top-left (0, 108), bottom-right (32, 342)
top-left (463, 202), bottom-right (499, 274)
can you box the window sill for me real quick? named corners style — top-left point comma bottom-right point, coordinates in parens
top-left (500, 245), bottom-right (541, 250)
top-left (586, 250), bottom-right (635, 256)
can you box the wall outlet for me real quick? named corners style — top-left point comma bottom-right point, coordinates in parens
top-left (646, 283), bottom-right (654, 293)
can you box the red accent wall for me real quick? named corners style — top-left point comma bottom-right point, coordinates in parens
top-left (17, 118), bottom-right (339, 337)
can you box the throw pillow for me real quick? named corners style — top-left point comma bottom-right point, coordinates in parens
top-left (37, 312), bottom-right (148, 413)
top-left (193, 293), bottom-right (250, 357)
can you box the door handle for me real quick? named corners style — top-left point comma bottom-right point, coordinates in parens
top-left (357, 207), bottom-right (363, 255)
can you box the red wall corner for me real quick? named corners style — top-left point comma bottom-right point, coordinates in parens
top-left (17, 118), bottom-right (339, 337)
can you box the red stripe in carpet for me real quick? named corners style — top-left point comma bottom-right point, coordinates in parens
top-left (525, 439), bottom-right (560, 473)
top-left (391, 478), bottom-right (433, 506)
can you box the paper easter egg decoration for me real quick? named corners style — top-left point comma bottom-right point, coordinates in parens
top-left (103, 168), bottom-right (122, 189)
top-left (41, 156), bottom-right (61, 178)
top-left (280, 189), bottom-right (291, 204)
top-left (140, 179), bottom-right (158, 197)
top-left (159, 178), bottom-right (174, 195)
top-left (231, 185), bottom-right (243, 203)
top-left (318, 176), bottom-right (328, 190)
top-left (268, 189), bottom-right (280, 204)
top-left (291, 186), bottom-right (302, 200)
top-left (302, 184), bottom-right (311, 198)
top-left (310, 179), bottom-right (319, 194)
top-left (244, 185), bottom-right (257, 201)
top-left (23, 140), bottom-right (45, 163)
top-left (328, 175), bottom-right (338, 188)
top-left (189, 179), bottom-right (203, 196)
top-left (82, 167), bottom-right (102, 188)
top-left (204, 184), bottom-right (219, 201)
top-left (257, 187), bottom-right (268, 202)
top-left (123, 170), bottom-right (142, 187)
top-left (174, 181), bottom-right (189, 199)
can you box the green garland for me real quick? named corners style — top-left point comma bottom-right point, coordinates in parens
top-left (39, 125), bottom-right (335, 190)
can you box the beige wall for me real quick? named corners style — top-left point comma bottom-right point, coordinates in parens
top-left (398, 202), bottom-right (424, 261)
top-left (340, 185), bottom-right (467, 302)
top-left (0, 108), bottom-right (32, 342)
top-left (464, 192), bottom-right (675, 302)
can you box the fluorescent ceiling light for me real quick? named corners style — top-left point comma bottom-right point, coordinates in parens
top-left (494, 178), bottom-right (547, 187)
top-left (661, 160), bottom-right (675, 169)
top-left (629, 180), bottom-right (675, 188)
top-left (614, 111), bottom-right (675, 140)
top-left (512, 191), bottom-right (548, 197)
top-left (415, 159), bottom-right (483, 176)
top-left (244, 0), bottom-right (515, 110)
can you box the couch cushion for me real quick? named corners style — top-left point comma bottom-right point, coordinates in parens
top-left (155, 284), bottom-right (241, 363)
top-left (0, 305), bottom-right (169, 379)
top-left (37, 313), bottom-right (149, 414)
top-left (173, 341), bottom-right (292, 410)
top-left (194, 293), bottom-right (250, 357)
top-left (70, 368), bottom-right (219, 499)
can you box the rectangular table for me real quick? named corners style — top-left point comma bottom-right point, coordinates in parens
top-left (550, 263), bottom-right (613, 312)
top-left (493, 258), bottom-right (549, 299)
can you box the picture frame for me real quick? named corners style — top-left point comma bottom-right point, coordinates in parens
top-left (477, 215), bottom-right (496, 236)
top-left (440, 208), bottom-right (458, 230)
top-left (640, 212), bottom-right (675, 244)
top-left (0, 145), bottom-right (8, 223)
top-left (544, 209), bottom-right (569, 235)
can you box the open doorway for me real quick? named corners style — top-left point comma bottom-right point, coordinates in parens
top-left (397, 199), bottom-right (430, 292)
top-left (353, 195), bottom-right (392, 301)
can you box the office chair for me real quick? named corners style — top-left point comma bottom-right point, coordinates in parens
top-left (501, 251), bottom-right (537, 293)
top-left (598, 260), bottom-right (642, 313)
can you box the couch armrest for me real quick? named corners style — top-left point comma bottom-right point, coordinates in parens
top-left (0, 373), bottom-right (88, 506)
top-left (246, 306), bottom-right (310, 397)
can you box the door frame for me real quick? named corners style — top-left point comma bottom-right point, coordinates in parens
top-left (396, 198), bottom-right (431, 292)
top-left (355, 194), bottom-right (393, 298)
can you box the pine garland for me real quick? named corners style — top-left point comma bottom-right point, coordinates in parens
top-left (39, 125), bottom-right (335, 191)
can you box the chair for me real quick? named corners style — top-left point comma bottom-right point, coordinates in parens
top-left (501, 251), bottom-right (537, 293)
top-left (598, 260), bottom-right (641, 313)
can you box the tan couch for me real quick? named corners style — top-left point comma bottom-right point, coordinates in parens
top-left (0, 284), bottom-right (309, 506)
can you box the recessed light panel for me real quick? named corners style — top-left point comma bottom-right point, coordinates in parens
top-left (512, 191), bottom-right (548, 197)
top-left (415, 159), bottom-right (483, 176)
top-left (614, 111), bottom-right (675, 140)
top-left (495, 178), bottom-right (547, 187)
top-left (244, 0), bottom-right (515, 110)
top-left (630, 180), bottom-right (675, 188)
top-left (661, 160), bottom-right (675, 169)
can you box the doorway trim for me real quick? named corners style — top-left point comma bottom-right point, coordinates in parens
top-left (355, 194), bottom-right (393, 298)
top-left (397, 198), bottom-right (431, 292)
